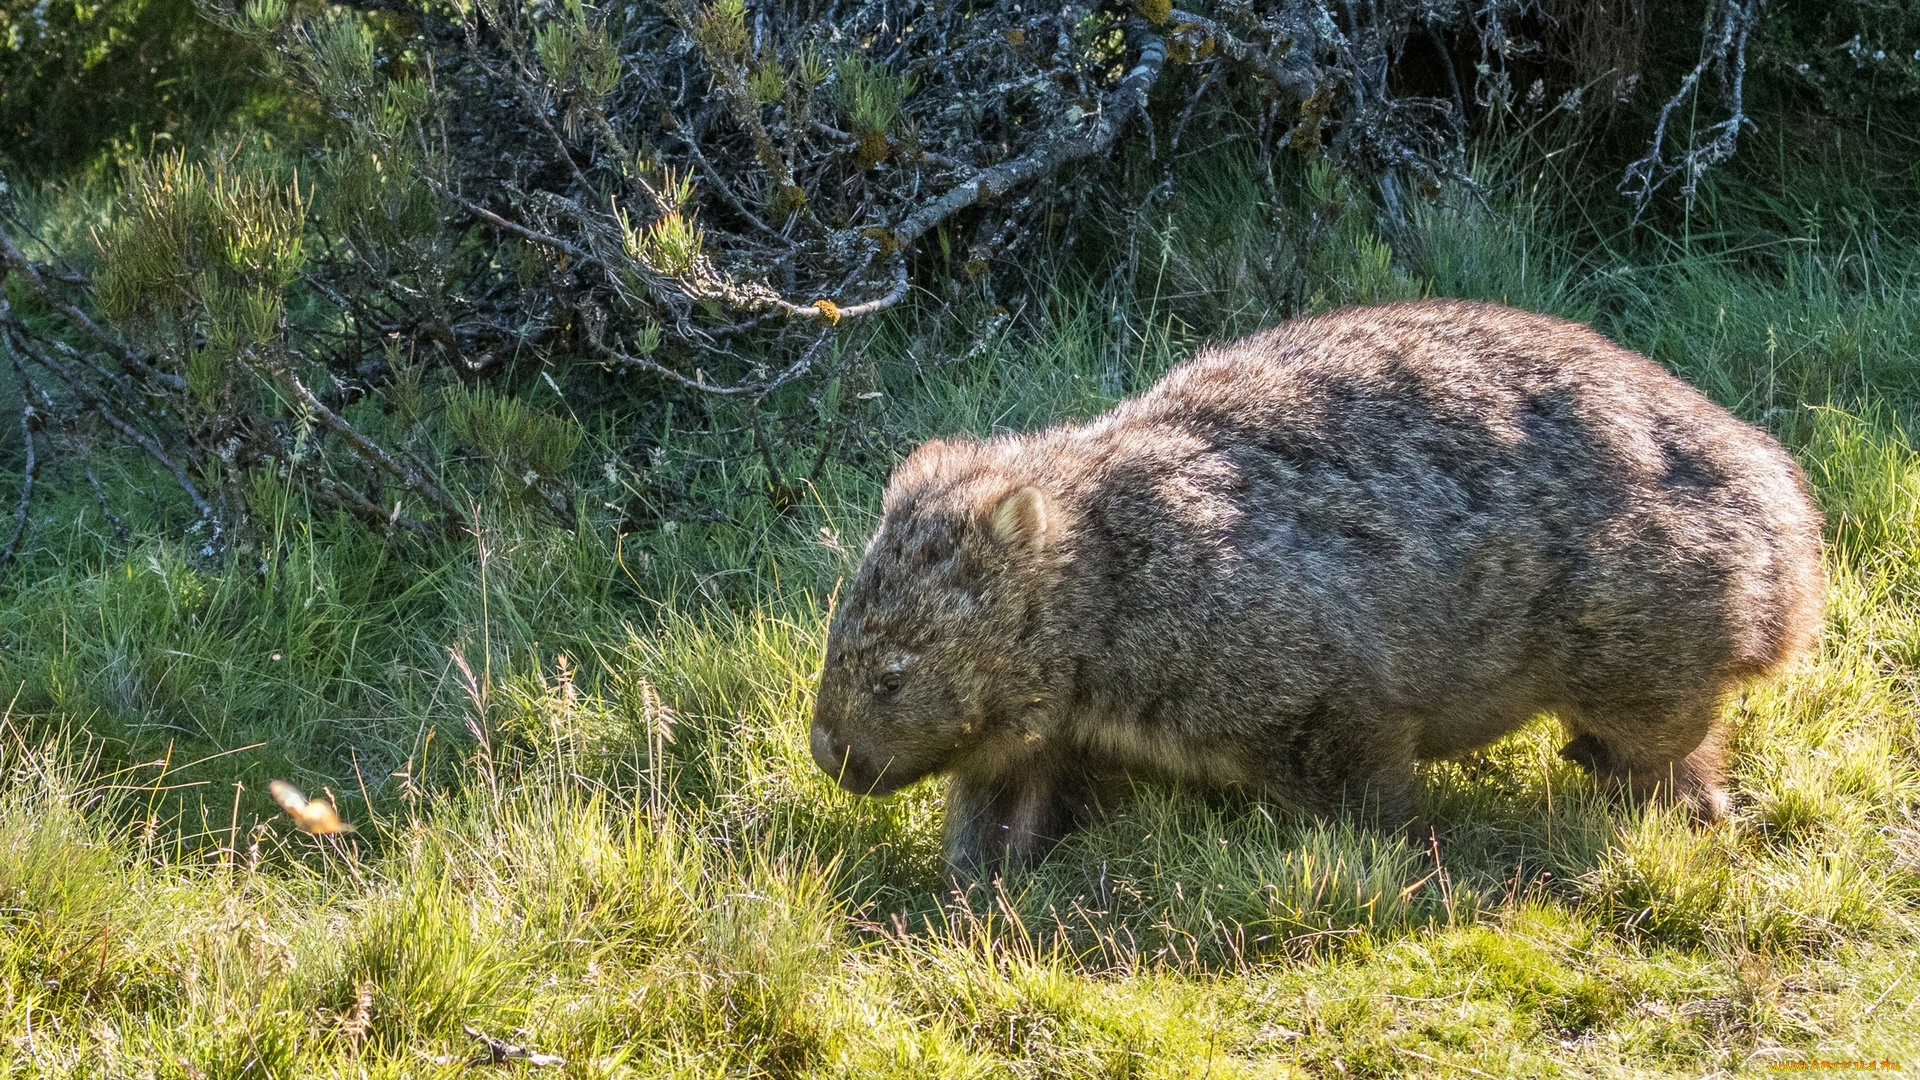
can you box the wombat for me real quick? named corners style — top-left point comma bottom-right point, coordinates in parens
top-left (810, 299), bottom-right (1825, 872)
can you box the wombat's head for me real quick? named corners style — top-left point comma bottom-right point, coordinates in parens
top-left (811, 439), bottom-right (1060, 796)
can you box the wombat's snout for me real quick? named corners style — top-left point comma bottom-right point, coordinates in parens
top-left (809, 721), bottom-right (905, 795)
top-left (808, 721), bottom-right (849, 779)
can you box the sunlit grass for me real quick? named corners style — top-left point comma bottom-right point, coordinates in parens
top-left (3, 162), bottom-right (1919, 1075)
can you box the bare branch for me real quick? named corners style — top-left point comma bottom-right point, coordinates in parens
top-left (2, 306), bottom-right (218, 526)
top-left (594, 340), bottom-right (758, 396)
top-left (85, 465), bottom-right (131, 541)
top-left (809, 120), bottom-right (976, 175)
top-left (892, 22), bottom-right (1169, 250)
top-left (301, 464), bottom-right (436, 536)
top-left (1168, 9), bottom-right (1320, 100)
top-left (770, 257), bottom-right (911, 322)
top-left (1619, 0), bottom-right (1765, 215)
top-left (674, 117), bottom-right (780, 238)
top-left (244, 349), bottom-right (463, 526)
top-left (598, 319), bottom-right (843, 398)
top-left (423, 175), bottom-right (598, 265)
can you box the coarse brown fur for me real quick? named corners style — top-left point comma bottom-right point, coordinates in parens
top-left (810, 300), bottom-right (1826, 874)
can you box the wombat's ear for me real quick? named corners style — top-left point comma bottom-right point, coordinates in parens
top-left (982, 486), bottom-right (1050, 550)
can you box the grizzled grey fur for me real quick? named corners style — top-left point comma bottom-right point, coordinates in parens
top-left (810, 300), bottom-right (1825, 872)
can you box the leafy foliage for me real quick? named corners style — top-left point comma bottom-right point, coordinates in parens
top-left (92, 151), bottom-right (307, 348)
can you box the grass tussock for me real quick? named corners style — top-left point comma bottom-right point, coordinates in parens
top-left (4, 157), bottom-right (1920, 1075)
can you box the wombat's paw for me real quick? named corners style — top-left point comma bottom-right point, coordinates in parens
top-left (1404, 816), bottom-right (1439, 851)
top-left (1646, 775), bottom-right (1731, 824)
top-left (1692, 786), bottom-right (1733, 824)
top-left (1579, 758), bottom-right (1732, 825)
top-left (1675, 739), bottom-right (1732, 824)
top-left (1558, 733), bottom-right (1616, 775)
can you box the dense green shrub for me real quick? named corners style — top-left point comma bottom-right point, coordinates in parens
top-left (0, 0), bottom-right (270, 176)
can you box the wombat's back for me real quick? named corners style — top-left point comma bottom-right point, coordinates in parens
top-left (1087, 300), bottom-right (1823, 707)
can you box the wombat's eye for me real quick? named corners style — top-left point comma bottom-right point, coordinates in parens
top-left (874, 671), bottom-right (905, 696)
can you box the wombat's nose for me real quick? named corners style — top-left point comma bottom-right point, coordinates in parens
top-left (810, 723), bottom-right (886, 793)
top-left (810, 723), bottom-right (852, 778)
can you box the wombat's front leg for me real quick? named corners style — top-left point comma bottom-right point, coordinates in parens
top-left (943, 767), bottom-right (1088, 878)
top-left (1271, 718), bottom-right (1428, 843)
top-left (1332, 767), bottom-right (1428, 844)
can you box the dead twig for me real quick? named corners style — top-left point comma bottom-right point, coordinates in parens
top-left (243, 349), bottom-right (462, 527)
top-left (1619, 0), bottom-right (1764, 215)
top-left (84, 465), bottom-right (131, 540)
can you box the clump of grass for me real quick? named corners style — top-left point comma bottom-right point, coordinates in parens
top-left (1016, 797), bottom-right (1448, 969)
top-left (1583, 806), bottom-right (1733, 948)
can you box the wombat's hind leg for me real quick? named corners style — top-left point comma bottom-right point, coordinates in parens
top-left (1560, 704), bottom-right (1730, 823)
top-left (1677, 733), bottom-right (1734, 822)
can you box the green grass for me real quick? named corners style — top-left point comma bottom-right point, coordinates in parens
top-left (4, 159), bottom-right (1920, 1075)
